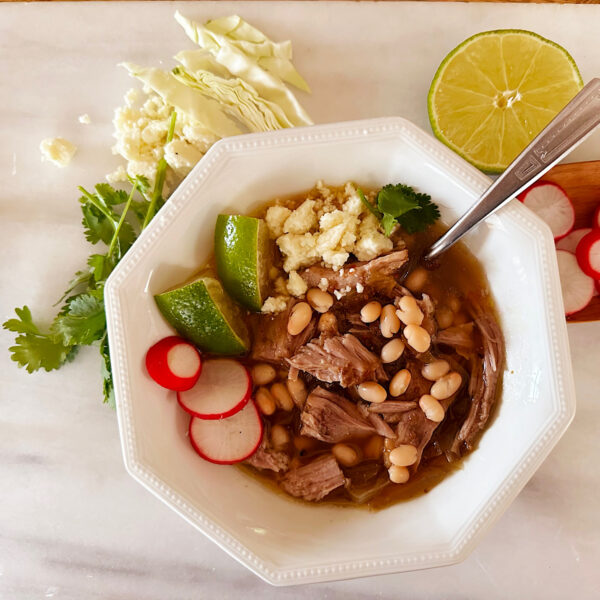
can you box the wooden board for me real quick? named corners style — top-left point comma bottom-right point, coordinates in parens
top-left (541, 160), bottom-right (600, 323)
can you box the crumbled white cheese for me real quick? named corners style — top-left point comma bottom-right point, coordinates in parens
top-left (318, 277), bottom-right (329, 291)
top-left (108, 87), bottom-right (218, 188)
top-left (283, 199), bottom-right (317, 234)
top-left (287, 270), bottom-right (308, 297)
top-left (353, 213), bottom-right (393, 260)
top-left (265, 205), bottom-right (292, 238)
top-left (78, 113), bottom-right (92, 125)
top-left (356, 283), bottom-right (364, 293)
top-left (40, 137), bottom-right (77, 168)
top-left (277, 232), bottom-right (319, 272)
top-left (272, 181), bottom-right (394, 273)
top-left (261, 296), bottom-right (288, 313)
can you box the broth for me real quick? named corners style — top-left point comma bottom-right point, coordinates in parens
top-left (213, 185), bottom-right (502, 509)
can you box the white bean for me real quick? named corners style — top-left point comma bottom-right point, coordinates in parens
top-left (357, 381), bottom-right (387, 403)
top-left (430, 372), bottom-right (462, 400)
top-left (317, 312), bottom-right (337, 334)
top-left (421, 359), bottom-right (450, 381)
top-left (404, 267), bottom-right (428, 293)
top-left (270, 382), bottom-right (295, 411)
top-left (271, 424), bottom-right (290, 449)
top-left (389, 369), bottom-right (411, 397)
top-left (380, 304), bottom-right (401, 338)
top-left (381, 338), bottom-right (405, 363)
top-left (404, 323), bottom-right (431, 353)
top-left (360, 301), bottom-right (382, 323)
top-left (436, 307), bottom-right (454, 330)
top-left (332, 443), bottom-right (360, 467)
top-left (255, 387), bottom-right (276, 416)
top-left (306, 288), bottom-right (334, 313)
top-left (251, 363), bottom-right (276, 386)
top-left (286, 377), bottom-right (307, 405)
top-left (287, 302), bottom-right (312, 335)
top-left (363, 435), bottom-right (384, 460)
top-left (388, 465), bottom-right (410, 484)
top-left (419, 394), bottom-right (445, 422)
top-left (389, 444), bottom-right (418, 467)
top-left (396, 296), bottom-right (424, 326)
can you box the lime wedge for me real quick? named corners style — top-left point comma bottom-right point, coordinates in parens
top-left (155, 276), bottom-right (250, 355)
top-left (428, 30), bottom-right (583, 173)
top-left (214, 214), bottom-right (271, 312)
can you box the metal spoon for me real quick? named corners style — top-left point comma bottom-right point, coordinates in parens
top-left (423, 77), bottom-right (600, 263)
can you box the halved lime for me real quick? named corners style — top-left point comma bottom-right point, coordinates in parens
top-left (155, 276), bottom-right (250, 355)
top-left (428, 30), bottom-right (583, 173)
top-left (214, 215), bottom-right (271, 312)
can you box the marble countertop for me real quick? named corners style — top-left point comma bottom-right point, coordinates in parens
top-left (1, 2), bottom-right (599, 598)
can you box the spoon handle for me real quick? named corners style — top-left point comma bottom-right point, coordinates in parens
top-left (424, 77), bottom-right (600, 262)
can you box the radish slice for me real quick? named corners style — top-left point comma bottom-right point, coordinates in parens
top-left (556, 227), bottom-right (592, 253)
top-left (556, 250), bottom-right (594, 316)
top-left (576, 229), bottom-right (600, 279)
top-left (178, 358), bottom-right (251, 420)
top-left (145, 336), bottom-right (202, 391)
top-left (519, 182), bottom-right (575, 240)
top-left (189, 401), bottom-right (263, 464)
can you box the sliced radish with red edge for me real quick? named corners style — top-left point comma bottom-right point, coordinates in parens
top-left (556, 227), bottom-right (592, 254)
top-left (576, 229), bottom-right (600, 280)
top-left (178, 358), bottom-right (251, 420)
top-left (189, 400), bottom-right (263, 464)
top-left (556, 250), bottom-right (594, 316)
top-left (519, 182), bottom-right (575, 240)
top-left (145, 336), bottom-right (202, 391)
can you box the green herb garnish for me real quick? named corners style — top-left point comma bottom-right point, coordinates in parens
top-left (3, 113), bottom-right (177, 406)
top-left (360, 183), bottom-right (441, 236)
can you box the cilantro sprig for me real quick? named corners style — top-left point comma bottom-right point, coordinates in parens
top-left (358, 183), bottom-right (440, 236)
top-left (3, 112), bottom-right (177, 406)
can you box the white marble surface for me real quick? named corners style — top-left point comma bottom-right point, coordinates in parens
top-left (1, 1), bottom-right (599, 598)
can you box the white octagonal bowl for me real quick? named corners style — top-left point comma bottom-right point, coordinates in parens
top-left (105, 117), bottom-right (576, 585)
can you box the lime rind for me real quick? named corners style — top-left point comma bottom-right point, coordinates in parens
top-left (427, 29), bottom-right (583, 173)
top-left (214, 214), bottom-right (270, 312)
top-left (155, 276), bottom-right (249, 355)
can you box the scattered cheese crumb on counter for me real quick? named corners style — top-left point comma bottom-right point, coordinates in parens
top-left (39, 137), bottom-right (77, 168)
top-left (78, 113), bottom-right (92, 125)
top-left (108, 87), bottom-right (218, 189)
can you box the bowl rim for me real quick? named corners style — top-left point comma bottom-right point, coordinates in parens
top-left (105, 116), bottom-right (576, 586)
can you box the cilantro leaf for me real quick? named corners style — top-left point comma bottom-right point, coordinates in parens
top-left (81, 202), bottom-right (115, 245)
top-left (377, 184), bottom-right (421, 218)
top-left (3, 306), bottom-right (42, 335)
top-left (94, 183), bottom-right (129, 206)
top-left (396, 194), bottom-right (441, 233)
top-left (8, 334), bottom-right (75, 373)
top-left (357, 188), bottom-right (382, 219)
top-left (3, 306), bottom-right (76, 373)
top-left (100, 334), bottom-right (115, 407)
top-left (87, 254), bottom-right (113, 285)
top-left (52, 293), bottom-right (106, 346)
top-left (381, 213), bottom-right (398, 237)
top-left (374, 183), bottom-right (440, 236)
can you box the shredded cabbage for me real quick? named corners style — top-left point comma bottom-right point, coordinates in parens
top-left (204, 15), bottom-right (311, 93)
top-left (120, 63), bottom-right (242, 139)
top-left (174, 11), bottom-right (312, 128)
